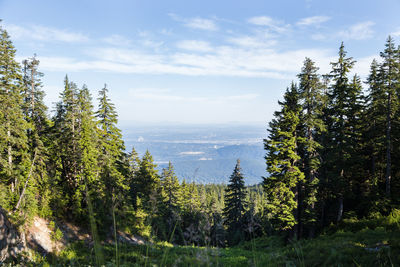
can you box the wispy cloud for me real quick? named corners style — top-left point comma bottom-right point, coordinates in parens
top-left (297, 16), bottom-right (330, 26)
top-left (247, 16), bottom-right (290, 33)
top-left (169, 13), bottom-right (218, 31)
top-left (127, 88), bottom-right (259, 103)
top-left (391, 28), bottom-right (400, 37)
top-left (37, 45), bottom-right (336, 79)
top-left (338, 21), bottom-right (375, 40)
top-left (102, 34), bottom-right (132, 46)
top-left (128, 88), bottom-right (207, 102)
top-left (227, 94), bottom-right (259, 100)
top-left (311, 33), bottom-right (326, 40)
top-left (185, 17), bottom-right (218, 31)
top-left (352, 55), bottom-right (377, 78)
top-left (177, 40), bottom-right (213, 52)
top-left (6, 24), bottom-right (89, 43)
top-left (227, 35), bottom-right (276, 48)
top-left (10, 19), bottom-right (374, 80)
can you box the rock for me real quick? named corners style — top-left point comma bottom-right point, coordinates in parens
top-left (117, 231), bottom-right (146, 245)
top-left (26, 217), bottom-right (57, 254)
top-left (0, 206), bottom-right (24, 263)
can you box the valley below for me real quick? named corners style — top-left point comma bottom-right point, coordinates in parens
top-left (123, 123), bottom-right (266, 184)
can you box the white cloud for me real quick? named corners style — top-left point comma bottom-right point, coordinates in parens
top-left (102, 34), bottom-right (132, 46)
top-left (311, 33), bottom-right (326, 40)
top-left (177, 40), bottom-right (213, 52)
top-left (352, 55), bottom-right (376, 78)
top-left (185, 17), bottom-right (218, 31)
top-left (37, 45), bottom-right (337, 79)
top-left (141, 39), bottom-right (164, 48)
top-left (127, 88), bottom-right (209, 102)
top-left (169, 13), bottom-right (218, 31)
top-left (297, 16), bottom-right (330, 26)
top-left (227, 94), bottom-right (259, 100)
top-left (180, 151), bottom-right (204, 155)
top-left (126, 88), bottom-right (258, 105)
top-left (228, 35), bottom-right (276, 48)
top-left (391, 28), bottom-right (400, 37)
top-left (247, 16), bottom-right (290, 33)
top-left (160, 28), bottom-right (173, 35)
top-left (338, 21), bottom-right (375, 40)
top-left (6, 24), bottom-right (89, 43)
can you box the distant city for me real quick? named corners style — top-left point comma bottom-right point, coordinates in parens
top-left (122, 123), bottom-right (267, 184)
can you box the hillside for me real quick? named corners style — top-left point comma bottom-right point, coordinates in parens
top-left (23, 211), bottom-right (400, 266)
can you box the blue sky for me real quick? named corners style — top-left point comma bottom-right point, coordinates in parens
top-left (1, 0), bottom-right (400, 126)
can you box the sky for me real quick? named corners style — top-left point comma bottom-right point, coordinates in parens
top-left (1, 0), bottom-right (400, 127)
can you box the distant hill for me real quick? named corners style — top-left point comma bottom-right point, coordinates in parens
top-left (123, 124), bottom-right (267, 184)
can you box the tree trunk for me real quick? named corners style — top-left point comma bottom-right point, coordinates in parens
top-left (6, 85), bottom-right (13, 193)
top-left (14, 150), bottom-right (37, 211)
top-left (337, 195), bottom-right (344, 223)
top-left (112, 201), bottom-right (119, 267)
top-left (293, 182), bottom-right (299, 240)
top-left (30, 67), bottom-right (35, 116)
top-left (385, 92), bottom-right (391, 197)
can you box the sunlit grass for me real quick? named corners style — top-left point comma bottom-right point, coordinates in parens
top-left (28, 226), bottom-right (399, 266)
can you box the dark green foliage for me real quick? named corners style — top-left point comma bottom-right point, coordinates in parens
top-left (320, 43), bottom-right (361, 226)
top-left (297, 58), bottom-right (326, 237)
top-left (223, 159), bottom-right (247, 245)
top-left (95, 84), bottom-right (129, 238)
top-left (264, 83), bottom-right (304, 233)
top-left (21, 55), bottom-right (51, 218)
top-left (263, 39), bottom-right (400, 241)
top-left (51, 77), bottom-right (83, 219)
top-left (0, 25), bottom-right (29, 214)
top-left (135, 150), bottom-right (161, 209)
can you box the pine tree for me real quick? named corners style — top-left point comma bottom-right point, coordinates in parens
top-left (129, 147), bottom-right (141, 176)
top-left (264, 83), bottom-right (304, 233)
top-left (365, 59), bottom-right (385, 205)
top-left (379, 36), bottom-right (400, 198)
top-left (135, 150), bottom-right (160, 211)
top-left (128, 146), bottom-right (141, 209)
top-left (20, 55), bottom-right (51, 216)
top-left (325, 43), bottom-right (356, 223)
top-left (223, 159), bottom-right (247, 245)
top-left (297, 58), bottom-right (325, 237)
top-left (161, 162), bottom-right (182, 210)
top-left (51, 77), bottom-right (81, 217)
top-left (0, 25), bottom-right (29, 212)
top-left (76, 85), bottom-right (104, 264)
top-left (96, 84), bottom-right (128, 236)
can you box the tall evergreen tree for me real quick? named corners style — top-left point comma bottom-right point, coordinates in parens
top-left (379, 36), bottom-right (400, 198)
top-left (0, 25), bottom-right (29, 211)
top-left (161, 162), bottom-right (182, 211)
top-left (325, 43), bottom-right (356, 223)
top-left (77, 85), bottom-right (104, 264)
top-left (223, 159), bottom-right (247, 245)
top-left (135, 150), bottom-right (160, 211)
top-left (297, 58), bottom-right (325, 237)
top-left (20, 55), bottom-right (51, 216)
top-left (264, 83), bottom-right (304, 233)
top-left (51, 77), bottom-right (81, 218)
top-left (365, 59), bottom-right (385, 204)
top-left (96, 84), bottom-right (128, 235)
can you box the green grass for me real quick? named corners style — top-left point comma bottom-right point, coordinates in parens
top-left (8, 211), bottom-right (400, 266)
top-left (19, 226), bottom-right (399, 266)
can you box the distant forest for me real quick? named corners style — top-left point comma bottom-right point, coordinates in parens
top-left (1, 20), bottom-right (400, 253)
